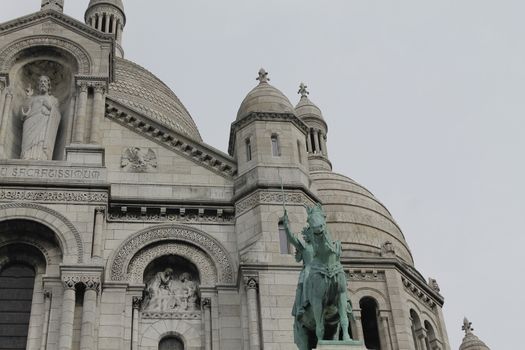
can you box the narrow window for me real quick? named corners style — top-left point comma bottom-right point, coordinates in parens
top-left (278, 221), bottom-right (290, 254)
top-left (245, 138), bottom-right (252, 161)
top-left (0, 264), bottom-right (35, 349)
top-left (360, 297), bottom-right (382, 350)
top-left (410, 309), bottom-right (422, 350)
top-left (309, 129), bottom-right (316, 153)
top-left (115, 19), bottom-right (120, 40)
top-left (297, 140), bottom-right (303, 164)
top-left (109, 15), bottom-right (114, 33)
top-left (95, 15), bottom-right (99, 30)
top-left (271, 134), bottom-right (280, 157)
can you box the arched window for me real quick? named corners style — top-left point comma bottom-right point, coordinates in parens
top-left (360, 297), bottom-right (381, 350)
top-left (297, 140), bottom-right (303, 164)
top-left (109, 15), bottom-right (114, 33)
top-left (425, 320), bottom-right (439, 350)
top-left (245, 137), bottom-right (252, 161)
top-left (101, 13), bottom-right (107, 32)
top-left (410, 309), bottom-right (423, 350)
top-left (159, 335), bottom-right (184, 350)
top-left (271, 134), bottom-right (280, 157)
top-left (0, 263), bottom-right (35, 349)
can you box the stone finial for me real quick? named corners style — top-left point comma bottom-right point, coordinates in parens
top-left (256, 68), bottom-right (270, 84)
top-left (298, 82), bottom-right (309, 98)
top-left (462, 317), bottom-right (473, 335)
top-left (41, 0), bottom-right (64, 12)
top-left (428, 277), bottom-right (440, 293)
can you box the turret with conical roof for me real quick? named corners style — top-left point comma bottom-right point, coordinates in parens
top-left (85, 0), bottom-right (126, 57)
top-left (459, 318), bottom-right (491, 350)
top-left (295, 83), bottom-right (331, 172)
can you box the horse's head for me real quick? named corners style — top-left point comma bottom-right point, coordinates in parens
top-left (306, 203), bottom-right (327, 237)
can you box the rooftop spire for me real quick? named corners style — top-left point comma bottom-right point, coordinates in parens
top-left (462, 317), bottom-right (473, 335)
top-left (41, 0), bottom-right (64, 12)
top-left (256, 68), bottom-right (270, 84)
top-left (298, 82), bottom-right (309, 98)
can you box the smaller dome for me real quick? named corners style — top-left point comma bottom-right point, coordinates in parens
top-left (460, 318), bottom-right (490, 350)
top-left (295, 83), bottom-right (324, 121)
top-left (236, 69), bottom-right (295, 121)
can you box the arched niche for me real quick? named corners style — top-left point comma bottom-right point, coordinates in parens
top-left (141, 255), bottom-right (201, 314)
top-left (108, 224), bottom-right (235, 285)
top-left (359, 297), bottom-right (382, 350)
top-left (3, 43), bottom-right (80, 160)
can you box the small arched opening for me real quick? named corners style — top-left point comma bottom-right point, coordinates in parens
top-left (159, 335), bottom-right (184, 350)
top-left (360, 297), bottom-right (381, 350)
top-left (410, 309), bottom-right (423, 350)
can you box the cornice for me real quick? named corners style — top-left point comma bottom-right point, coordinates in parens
top-left (228, 112), bottom-right (310, 156)
top-left (105, 99), bottom-right (237, 179)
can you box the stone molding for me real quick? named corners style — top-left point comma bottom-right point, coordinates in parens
top-left (346, 269), bottom-right (386, 282)
top-left (127, 242), bottom-right (217, 285)
top-left (75, 76), bottom-right (109, 91)
top-left (107, 208), bottom-right (234, 224)
top-left (106, 100), bottom-right (236, 178)
top-left (109, 224), bottom-right (235, 284)
top-left (228, 111), bottom-right (309, 155)
top-left (141, 311), bottom-right (201, 320)
top-left (0, 202), bottom-right (84, 263)
top-left (0, 188), bottom-right (108, 204)
top-left (402, 276), bottom-right (437, 310)
top-left (235, 189), bottom-right (315, 216)
top-left (0, 35), bottom-right (92, 74)
top-left (0, 237), bottom-right (52, 267)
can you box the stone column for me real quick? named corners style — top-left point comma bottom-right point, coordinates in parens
top-left (0, 81), bottom-right (6, 118)
top-left (73, 82), bottom-right (88, 143)
top-left (244, 277), bottom-right (260, 350)
top-left (313, 129), bottom-right (320, 153)
top-left (0, 88), bottom-right (13, 148)
top-left (40, 290), bottom-right (52, 350)
top-left (90, 84), bottom-right (106, 144)
top-left (380, 315), bottom-right (393, 350)
top-left (202, 298), bottom-right (212, 350)
top-left (92, 207), bottom-right (105, 259)
top-left (105, 13), bottom-right (110, 33)
top-left (131, 297), bottom-right (142, 350)
top-left (306, 131), bottom-right (312, 153)
top-left (112, 17), bottom-right (118, 37)
top-left (58, 278), bottom-right (76, 350)
top-left (321, 132), bottom-right (328, 156)
top-left (353, 310), bottom-right (365, 342)
top-left (80, 279), bottom-right (99, 350)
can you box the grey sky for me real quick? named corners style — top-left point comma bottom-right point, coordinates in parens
top-left (3, 1), bottom-right (524, 348)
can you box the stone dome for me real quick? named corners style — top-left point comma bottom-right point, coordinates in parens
top-left (295, 95), bottom-right (324, 121)
top-left (460, 319), bottom-right (490, 350)
top-left (237, 69), bottom-right (295, 121)
top-left (109, 58), bottom-right (202, 141)
top-left (310, 170), bottom-right (414, 265)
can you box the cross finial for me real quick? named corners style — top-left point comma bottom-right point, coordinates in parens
top-left (257, 68), bottom-right (270, 84)
top-left (298, 82), bottom-right (309, 98)
top-left (462, 317), bottom-right (473, 335)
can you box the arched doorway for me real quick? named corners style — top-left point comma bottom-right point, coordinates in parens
top-left (159, 335), bottom-right (184, 350)
top-left (360, 297), bottom-right (382, 350)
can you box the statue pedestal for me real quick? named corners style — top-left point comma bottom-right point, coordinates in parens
top-left (316, 340), bottom-right (367, 350)
top-left (65, 144), bottom-right (104, 166)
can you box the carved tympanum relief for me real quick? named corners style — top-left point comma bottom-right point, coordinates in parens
top-left (20, 75), bottom-right (61, 160)
top-left (142, 256), bottom-right (200, 315)
top-left (121, 147), bottom-right (157, 172)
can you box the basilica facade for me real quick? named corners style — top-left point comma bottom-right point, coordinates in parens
top-left (0, 1), bottom-right (489, 350)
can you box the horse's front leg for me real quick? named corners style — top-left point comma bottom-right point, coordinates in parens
top-left (311, 297), bottom-right (325, 341)
top-left (338, 292), bottom-right (351, 341)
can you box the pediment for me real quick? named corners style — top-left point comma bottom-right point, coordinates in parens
top-left (105, 98), bottom-right (237, 179)
top-left (0, 10), bottom-right (112, 44)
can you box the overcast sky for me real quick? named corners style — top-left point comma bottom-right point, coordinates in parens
top-left (3, 1), bottom-right (524, 348)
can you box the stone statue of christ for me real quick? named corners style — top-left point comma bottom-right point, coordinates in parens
top-left (20, 75), bottom-right (61, 160)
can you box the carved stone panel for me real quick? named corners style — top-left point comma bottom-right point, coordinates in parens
top-left (120, 147), bottom-right (158, 172)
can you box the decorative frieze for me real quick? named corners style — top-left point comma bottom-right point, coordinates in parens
top-left (236, 190), bottom-right (315, 216)
top-left (346, 269), bottom-right (386, 282)
top-left (402, 276), bottom-right (437, 310)
top-left (0, 189), bottom-right (108, 203)
top-left (62, 275), bottom-right (101, 292)
top-left (141, 311), bottom-right (201, 320)
top-left (107, 207), bottom-right (234, 224)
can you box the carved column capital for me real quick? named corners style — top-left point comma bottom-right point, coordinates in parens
top-left (132, 296), bottom-right (143, 310)
top-left (62, 275), bottom-right (78, 290)
top-left (95, 207), bottom-right (105, 214)
top-left (62, 274), bottom-right (101, 292)
top-left (202, 297), bottom-right (212, 309)
top-left (93, 83), bottom-right (106, 95)
top-left (84, 278), bottom-right (101, 292)
top-left (77, 81), bottom-right (89, 93)
top-left (243, 276), bottom-right (258, 290)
